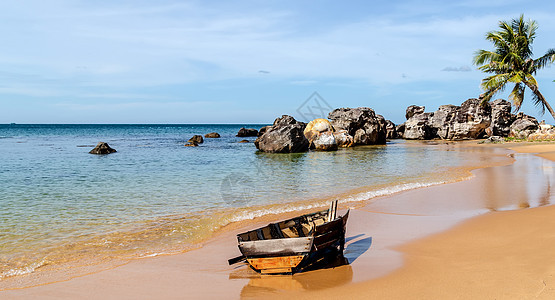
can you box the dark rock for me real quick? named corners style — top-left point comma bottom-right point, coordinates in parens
top-left (328, 107), bottom-right (387, 145)
top-left (89, 142), bottom-right (117, 154)
top-left (255, 115), bottom-right (309, 153)
top-left (258, 126), bottom-right (271, 137)
top-left (238, 140), bottom-right (250, 143)
top-left (487, 99), bottom-right (515, 137)
top-left (405, 105), bottom-right (426, 119)
top-left (184, 141), bottom-right (199, 147)
top-left (237, 128), bottom-right (258, 137)
top-left (204, 132), bottom-right (220, 138)
top-left (396, 123), bottom-right (406, 137)
top-left (385, 120), bottom-right (397, 139)
top-left (188, 135), bottom-right (204, 144)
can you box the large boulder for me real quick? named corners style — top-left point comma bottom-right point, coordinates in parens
top-left (430, 105), bottom-right (458, 139)
top-left (254, 115), bottom-right (309, 153)
top-left (89, 142), bottom-right (117, 154)
top-left (303, 119), bottom-right (338, 151)
top-left (328, 107), bottom-right (387, 145)
top-left (333, 130), bottom-right (354, 147)
top-left (487, 99), bottom-right (515, 137)
top-left (449, 98), bottom-right (492, 140)
top-left (237, 128), bottom-right (258, 137)
top-left (258, 126), bottom-right (271, 137)
top-left (403, 112), bottom-right (434, 140)
top-left (510, 114), bottom-right (539, 139)
top-left (406, 105), bottom-right (426, 120)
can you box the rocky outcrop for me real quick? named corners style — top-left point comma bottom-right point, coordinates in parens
top-left (188, 135), bottom-right (204, 144)
top-left (328, 107), bottom-right (387, 145)
top-left (89, 142), bottom-right (117, 154)
top-left (254, 115), bottom-right (309, 153)
top-left (510, 113), bottom-right (539, 139)
top-left (401, 98), bottom-right (503, 140)
top-left (487, 99), bottom-right (515, 137)
top-left (237, 128), bottom-right (258, 137)
top-left (333, 130), bottom-right (354, 147)
top-left (258, 126), bottom-right (271, 137)
top-left (405, 105), bottom-right (426, 119)
top-left (430, 105), bottom-right (458, 139)
top-left (403, 109), bottom-right (434, 140)
top-left (385, 120), bottom-right (397, 139)
top-left (204, 132), bottom-right (220, 138)
top-left (303, 119), bottom-right (338, 151)
top-left (449, 98), bottom-right (491, 140)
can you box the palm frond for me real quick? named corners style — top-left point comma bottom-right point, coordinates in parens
top-left (534, 48), bottom-right (555, 70)
top-left (480, 73), bottom-right (510, 102)
top-left (509, 82), bottom-right (525, 111)
top-left (473, 50), bottom-right (500, 66)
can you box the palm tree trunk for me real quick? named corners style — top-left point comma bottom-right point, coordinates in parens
top-left (523, 81), bottom-right (555, 121)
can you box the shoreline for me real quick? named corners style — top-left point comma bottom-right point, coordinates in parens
top-left (1, 142), bottom-right (554, 299)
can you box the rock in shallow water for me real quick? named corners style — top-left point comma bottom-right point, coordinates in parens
top-left (204, 132), bottom-right (220, 138)
top-left (255, 115), bottom-right (309, 153)
top-left (237, 128), bottom-right (258, 137)
top-left (89, 142), bottom-right (117, 154)
top-left (303, 119), bottom-right (338, 151)
top-left (188, 135), bottom-right (204, 144)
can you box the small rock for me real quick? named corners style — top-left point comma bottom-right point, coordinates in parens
top-left (237, 128), bottom-right (258, 137)
top-left (479, 136), bottom-right (505, 144)
top-left (204, 132), bottom-right (220, 138)
top-left (188, 135), bottom-right (204, 144)
top-left (89, 142), bottom-right (117, 154)
top-left (184, 141), bottom-right (199, 147)
top-left (238, 140), bottom-right (250, 143)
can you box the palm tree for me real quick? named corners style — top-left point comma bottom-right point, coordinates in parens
top-left (473, 15), bottom-right (555, 120)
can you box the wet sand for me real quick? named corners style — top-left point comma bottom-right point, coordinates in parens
top-left (1, 143), bottom-right (554, 299)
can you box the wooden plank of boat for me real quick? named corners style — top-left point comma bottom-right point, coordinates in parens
top-left (239, 237), bottom-right (313, 257)
top-left (247, 255), bottom-right (305, 274)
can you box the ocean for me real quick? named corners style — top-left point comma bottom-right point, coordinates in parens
top-left (0, 124), bottom-right (508, 282)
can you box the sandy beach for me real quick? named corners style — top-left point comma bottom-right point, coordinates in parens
top-left (1, 142), bottom-right (554, 299)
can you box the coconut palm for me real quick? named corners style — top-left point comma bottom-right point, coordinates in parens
top-left (473, 15), bottom-right (555, 120)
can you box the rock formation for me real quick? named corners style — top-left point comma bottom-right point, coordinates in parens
top-left (237, 128), bottom-right (258, 137)
top-left (303, 119), bottom-right (338, 151)
top-left (397, 98), bottom-right (539, 140)
top-left (204, 132), bottom-right (220, 138)
top-left (328, 107), bottom-right (387, 145)
top-left (487, 99), bottom-right (515, 137)
top-left (510, 113), bottom-right (539, 139)
top-left (254, 115), bottom-right (309, 153)
top-left (188, 135), bottom-right (204, 144)
top-left (89, 142), bottom-right (117, 154)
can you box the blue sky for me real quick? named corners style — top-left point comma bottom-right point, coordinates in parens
top-left (2, 0), bottom-right (555, 124)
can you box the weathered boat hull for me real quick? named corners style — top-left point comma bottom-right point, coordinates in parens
top-left (232, 203), bottom-right (349, 275)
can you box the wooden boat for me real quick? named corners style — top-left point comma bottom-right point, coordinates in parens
top-left (228, 200), bottom-right (349, 274)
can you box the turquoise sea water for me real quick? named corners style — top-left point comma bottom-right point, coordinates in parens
top-left (0, 124), bottom-right (506, 281)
